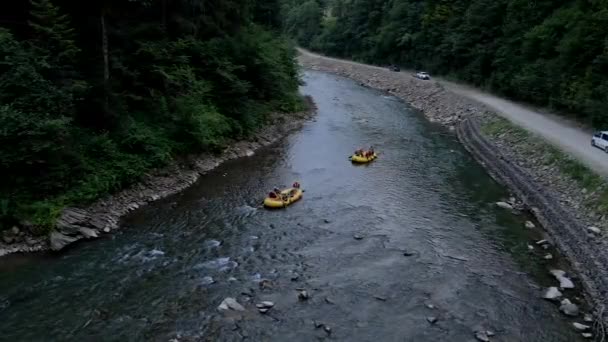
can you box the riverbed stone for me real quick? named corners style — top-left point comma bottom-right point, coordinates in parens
top-left (496, 202), bottom-right (513, 210)
top-left (474, 331), bottom-right (490, 342)
top-left (550, 270), bottom-right (575, 289)
top-left (49, 231), bottom-right (78, 251)
top-left (2, 235), bottom-right (13, 244)
top-left (218, 298), bottom-right (245, 312)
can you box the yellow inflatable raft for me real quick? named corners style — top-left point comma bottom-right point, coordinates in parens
top-left (264, 188), bottom-right (303, 208)
top-left (350, 153), bottom-right (377, 163)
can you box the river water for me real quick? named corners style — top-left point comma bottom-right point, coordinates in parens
top-left (0, 71), bottom-right (582, 341)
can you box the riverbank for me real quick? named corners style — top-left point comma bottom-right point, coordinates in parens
top-left (0, 98), bottom-right (316, 257)
top-left (298, 50), bottom-right (608, 326)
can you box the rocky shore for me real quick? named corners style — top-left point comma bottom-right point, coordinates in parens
top-left (298, 50), bottom-right (608, 328)
top-left (0, 97), bottom-right (316, 257)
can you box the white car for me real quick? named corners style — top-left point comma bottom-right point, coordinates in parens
top-left (415, 72), bottom-right (430, 80)
top-left (591, 131), bottom-right (608, 152)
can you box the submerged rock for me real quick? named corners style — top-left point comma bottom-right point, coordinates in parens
top-left (474, 331), bottom-right (490, 342)
top-left (426, 316), bottom-right (438, 324)
top-left (353, 234), bottom-right (364, 240)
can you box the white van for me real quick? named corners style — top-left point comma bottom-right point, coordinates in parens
top-left (591, 131), bottom-right (608, 152)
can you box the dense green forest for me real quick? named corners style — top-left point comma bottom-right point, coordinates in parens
top-left (284, 0), bottom-right (608, 126)
top-left (0, 0), bottom-right (302, 232)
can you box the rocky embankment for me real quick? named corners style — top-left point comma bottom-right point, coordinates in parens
top-left (299, 50), bottom-right (608, 329)
top-left (0, 98), bottom-right (316, 257)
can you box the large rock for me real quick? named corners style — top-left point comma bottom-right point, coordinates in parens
top-left (559, 299), bottom-right (580, 317)
top-left (78, 227), bottom-right (99, 239)
top-left (550, 270), bottom-right (575, 289)
top-left (218, 297), bottom-right (245, 312)
top-left (542, 287), bottom-right (562, 301)
top-left (525, 221), bottom-right (536, 229)
top-left (49, 231), bottom-right (79, 251)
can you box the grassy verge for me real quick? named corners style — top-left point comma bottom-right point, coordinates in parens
top-left (481, 116), bottom-right (608, 215)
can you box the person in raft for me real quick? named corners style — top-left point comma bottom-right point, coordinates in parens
top-left (268, 187), bottom-right (282, 199)
top-left (292, 181), bottom-right (300, 189)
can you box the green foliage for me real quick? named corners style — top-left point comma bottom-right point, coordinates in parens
top-left (0, 0), bottom-right (303, 232)
top-left (287, 0), bottom-right (608, 127)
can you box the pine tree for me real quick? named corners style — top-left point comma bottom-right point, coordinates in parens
top-left (28, 0), bottom-right (79, 68)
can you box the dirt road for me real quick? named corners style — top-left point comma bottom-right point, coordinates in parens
top-left (298, 48), bottom-right (608, 177)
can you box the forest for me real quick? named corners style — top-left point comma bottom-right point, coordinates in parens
top-left (0, 0), bottom-right (302, 232)
top-left (283, 0), bottom-right (608, 127)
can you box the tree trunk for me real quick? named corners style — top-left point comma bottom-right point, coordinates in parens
top-left (101, 10), bottom-right (109, 113)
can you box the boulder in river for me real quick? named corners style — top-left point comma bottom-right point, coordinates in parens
top-left (353, 234), bottom-right (364, 240)
top-left (559, 299), bottom-right (580, 317)
top-left (298, 289), bottom-right (310, 301)
top-left (586, 226), bottom-right (601, 235)
top-left (582, 333), bottom-right (593, 339)
top-left (525, 221), bottom-right (536, 229)
top-left (426, 316), bottom-right (438, 324)
top-left (542, 287), bottom-right (562, 301)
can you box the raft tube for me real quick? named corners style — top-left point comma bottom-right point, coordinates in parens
top-left (350, 153), bottom-right (377, 163)
top-left (264, 188), bottom-right (303, 208)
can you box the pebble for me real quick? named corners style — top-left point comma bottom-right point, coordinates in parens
top-left (474, 331), bottom-right (490, 342)
top-left (256, 301), bottom-right (274, 309)
top-left (572, 322), bottom-right (590, 331)
top-left (542, 287), bottom-right (562, 300)
top-left (525, 221), bottom-right (536, 229)
top-left (426, 316), bottom-right (438, 324)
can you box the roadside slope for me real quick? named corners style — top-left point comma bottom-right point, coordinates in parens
top-left (443, 82), bottom-right (608, 177)
top-left (299, 48), bottom-right (608, 177)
